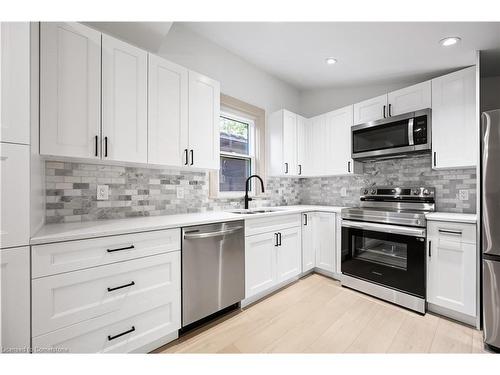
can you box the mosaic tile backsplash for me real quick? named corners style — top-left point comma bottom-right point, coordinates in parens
top-left (301, 154), bottom-right (477, 213)
top-left (45, 154), bottom-right (476, 224)
top-left (45, 161), bottom-right (301, 224)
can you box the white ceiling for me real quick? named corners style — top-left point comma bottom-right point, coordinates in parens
top-left (85, 22), bottom-right (173, 53)
top-left (178, 22), bottom-right (500, 90)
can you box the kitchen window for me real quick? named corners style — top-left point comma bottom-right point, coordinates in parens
top-left (219, 112), bottom-right (255, 195)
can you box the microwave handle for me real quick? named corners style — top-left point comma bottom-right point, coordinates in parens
top-left (408, 118), bottom-right (414, 146)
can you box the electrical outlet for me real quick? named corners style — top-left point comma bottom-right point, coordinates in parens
top-left (97, 185), bottom-right (109, 200)
top-left (458, 189), bottom-right (469, 201)
top-left (340, 187), bottom-right (347, 197)
top-left (177, 188), bottom-right (184, 199)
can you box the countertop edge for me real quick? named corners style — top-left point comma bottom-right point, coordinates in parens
top-left (30, 205), bottom-right (345, 245)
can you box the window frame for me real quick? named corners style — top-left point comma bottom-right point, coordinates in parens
top-left (218, 110), bottom-right (256, 198)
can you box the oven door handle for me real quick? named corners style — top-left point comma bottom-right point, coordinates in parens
top-left (342, 220), bottom-right (426, 237)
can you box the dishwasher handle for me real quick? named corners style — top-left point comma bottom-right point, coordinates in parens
top-left (183, 226), bottom-right (244, 240)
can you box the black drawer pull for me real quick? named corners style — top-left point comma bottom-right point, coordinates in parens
top-left (107, 281), bottom-right (135, 292)
top-left (106, 245), bottom-right (135, 253)
top-left (439, 229), bottom-right (462, 235)
top-left (107, 326), bottom-right (135, 341)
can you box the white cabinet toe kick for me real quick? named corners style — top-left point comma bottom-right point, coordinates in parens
top-left (341, 274), bottom-right (426, 314)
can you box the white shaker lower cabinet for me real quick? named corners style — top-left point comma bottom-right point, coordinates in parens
top-left (1, 246), bottom-right (31, 352)
top-left (244, 215), bottom-right (301, 302)
top-left (301, 212), bottom-right (337, 275)
top-left (426, 220), bottom-right (477, 324)
top-left (314, 213), bottom-right (336, 274)
top-left (31, 229), bottom-right (181, 353)
top-left (301, 213), bottom-right (315, 273)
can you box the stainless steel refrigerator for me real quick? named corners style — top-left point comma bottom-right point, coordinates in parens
top-left (482, 108), bottom-right (500, 350)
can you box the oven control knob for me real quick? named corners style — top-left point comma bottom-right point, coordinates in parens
top-left (371, 189), bottom-right (376, 195)
top-left (413, 189), bottom-right (420, 195)
top-left (423, 189), bottom-right (430, 196)
top-left (363, 189), bottom-right (369, 195)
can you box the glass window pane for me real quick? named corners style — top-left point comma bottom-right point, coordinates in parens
top-left (220, 116), bottom-right (250, 155)
top-left (219, 156), bottom-right (251, 192)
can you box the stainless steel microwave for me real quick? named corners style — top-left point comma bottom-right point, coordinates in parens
top-left (351, 108), bottom-right (431, 160)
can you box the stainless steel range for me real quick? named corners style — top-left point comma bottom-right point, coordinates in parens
top-left (341, 186), bottom-right (435, 314)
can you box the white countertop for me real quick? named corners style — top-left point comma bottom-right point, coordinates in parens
top-left (425, 212), bottom-right (477, 224)
top-left (31, 205), bottom-right (345, 245)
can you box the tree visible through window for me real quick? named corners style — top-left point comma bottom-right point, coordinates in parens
top-left (219, 114), bottom-right (255, 193)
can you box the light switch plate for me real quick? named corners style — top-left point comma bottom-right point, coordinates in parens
top-left (340, 187), bottom-right (347, 197)
top-left (458, 189), bottom-right (469, 201)
top-left (97, 185), bottom-right (109, 200)
top-left (177, 187), bottom-right (184, 199)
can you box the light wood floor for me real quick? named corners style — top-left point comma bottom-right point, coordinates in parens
top-left (156, 274), bottom-right (488, 354)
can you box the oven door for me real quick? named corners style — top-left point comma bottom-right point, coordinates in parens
top-left (341, 220), bottom-right (426, 298)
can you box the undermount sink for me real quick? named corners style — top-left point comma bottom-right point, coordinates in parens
top-left (230, 209), bottom-right (279, 215)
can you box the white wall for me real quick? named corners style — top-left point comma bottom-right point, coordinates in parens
top-left (158, 24), bottom-right (301, 115)
top-left (299, 81), bottom-right (425, 117)
top-left (480, 76), bottom-right (500, 113)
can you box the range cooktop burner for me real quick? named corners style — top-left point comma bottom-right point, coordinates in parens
top-left (341, 186), bottom-right (436, 227)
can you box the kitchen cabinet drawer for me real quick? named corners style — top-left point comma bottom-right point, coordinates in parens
top-left (245, 214), bottom-right (301, 236)
top-left (427, 221), bottom-right (476, 244)
top-left (32, 251), bottom-right (180, 337)
top-left (32, 302), bottom-right (179, 353)
top-left (32, 228), bottom-right (180, 277)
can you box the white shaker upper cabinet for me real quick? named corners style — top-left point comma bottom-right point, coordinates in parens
top-left (1, 22), bottom-right (30, 145)
top-left (148, 55), bottom-right (188, 166)
top-left (296, 115), bottom-right (307, 176)
top-left (187, 71), bottom-right (220, 169)
top-left (387, 80), bottom-right (431, 116)
top-left (40, 22), bottom-right (101, 158)
top-left (324, 105), bottom-right (358, 175)
top-left (353, 94), bottom-right (388, 125)
top-left (431, 66), bottom-right (477, 169)
top-left (102, 34), bottom-right (148, 164)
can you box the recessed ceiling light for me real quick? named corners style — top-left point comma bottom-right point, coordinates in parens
top-left (325, 57), bottom-right (337, 65)
top-left (439, 37), bottom-right (461, 47)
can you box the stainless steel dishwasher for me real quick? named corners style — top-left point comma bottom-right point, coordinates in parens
top-left (182, 221), bottom-right (245, 327)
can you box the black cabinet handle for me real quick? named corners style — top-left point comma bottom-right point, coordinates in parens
top-left (388, 103), bottom-right (392, 117)
top-left (104, 136), bottom-right (108, 157)
top-left (428, 240), bottom-right (432, 257)
top-left (439, 229), bottom-right (462, 235)
top-left (383, 105), bottom-right (386, 118)
top-left (433, 151), bottom-right (437, 167)
top-left (107, 245), bottom-right (135, 253)
top-left (190, 149), bottom-right (194, 166)
top-left (95, 135), bottom-right (98, 157)
top-left (184, 149), bottom-right (189, 165)
top-left (284, 163), bottom-right (288, 174)
top-left (304, 214), bottom-right (308, 226)
top-left (107, 281), bottom-right (135, 292)
top-left (274, 233), bottom-right (279, 247)
top-left (348, 161), bottom-right (351, 173)
top-left (108, 326), bottom-right (135, 341)
top-left (298, 164), bottom-right (302, 175)
top-left (278, 232), bottom-right (282, 246)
